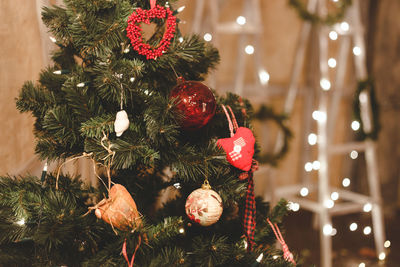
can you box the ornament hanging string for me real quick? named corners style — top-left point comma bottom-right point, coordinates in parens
top-left (122, 235), bottom-right (142, 267)
top-left (55, 152), bottom-right (93, 190)
top-left (221, 104), bottom-right (257, 251)
top-left (266, 218), bottom-right (296, 265)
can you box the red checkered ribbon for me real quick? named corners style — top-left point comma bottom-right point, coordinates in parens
top-left (221, 104), bottom-right (257, 250)
top-left (266, 218), bottom-right (296, 265)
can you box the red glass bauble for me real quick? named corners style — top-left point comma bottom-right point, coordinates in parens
top-left (170, 80), bottom-right (216, 130)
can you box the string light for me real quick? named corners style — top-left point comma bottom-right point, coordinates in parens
top-left (288, 202), bottom-right (300, 212)
top-left (177, 6), bottom-right (185, 13)
top-left (330, 228), bottom-right (337, 236)
top-left (358, 263), bottom-right (365, 267)
top-left (312, 110), bottom-right (327, 122)
top-left (304, 162), bottom-right (313, 172)
top-left (379, 252), bottom-right (386, 260)
top-left (351, 120), bottom-right (360, 131)
top-left (350, 150), bottom-right (358, 159)
top-left (178, 37), bottom-right (184, 43)
top-left (340, 22), bottom-right (350, 32)
top-left (328, 58), bottom-right (337, 68)
top-left (323, 224), bottom-right (333, 235)
top-left (258, 70), bottom-right (270, 85)
top-left (342, 178), bottom-right (351, 187)
top-left (353, 46), bottom-right (362, 56)
top-left (272, 255), bottom-right (279, 260)
top-left (312, 160), bottom-right (321, 170)
top-left (77, 82), bottom-right (86, 88)
top-left (363, 203), bottom-right (372, 212)
top-left (256, 253), bottom-right (264, 262)
top-left (173, 183), bottom-right (181, 189)
top-left (329, 31), bottom-right (338, 40)
top-left (236, 16), bottom-right (246, 25)
top-left (124, 48), bottom-right (130, 53)
top-left (308, 133), bottom-right (317, 145)
top-left (384, 240), bottom-right (391, 248)
top-left (243, 240), bottom-right (248, 249)
top-left (320, 78), bottom-right (331, 91)
top-left (245, 45), bottom-right (255, 55)
top-left (363, 226), bottom-right (372, 235)
top-left (349, 222), bottom-right (358, 231)
top-left (49, 36), bottom-right (57, 43)
top-left (330, 192), bottom-right (339, 201)
top-left (16, 218), bottom-right (25, 226)
top-left (324, 199), bottom-right (335, 209)
top-left (130, 77), bottom-right (135, 82)
top-left (300, 187), bottom-right (309, 197)
top-left (178, 227), bottom-right (185, 234)
top-left (203, 33), bottom-right (212, 42)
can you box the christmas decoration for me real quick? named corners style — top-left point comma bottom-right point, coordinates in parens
top-left (114, 110), bottom-right (130, 137)
top-left (170, 78), bottom-right (216, 130)
top-left (185, 181), bottom-right (223, 226)
top-left (94, 184), bottom-right (141, 231)
top-left (266, 218), bottom-right (296, 265)
top-left (126, 4), bottom-right (177, 60)
top-left (217, 105), bottom-right (255, 172)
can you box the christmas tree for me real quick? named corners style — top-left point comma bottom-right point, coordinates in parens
top-left (0, 0), bottom-right (295, 266)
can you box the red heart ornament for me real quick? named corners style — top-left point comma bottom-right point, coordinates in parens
top-left (126, 5), bottom-right (177, 60)
top-left (217, 127), bottom-right (255, 171)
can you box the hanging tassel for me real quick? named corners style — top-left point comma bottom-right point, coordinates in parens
top-left (266, 218), bottom-right (296, 265)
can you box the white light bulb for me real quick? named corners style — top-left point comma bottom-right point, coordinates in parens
top-left (312, 160), bottom-right (321, 170)
top-left (245, 45), bottom-right (254, 55)
top-left (173, 182), bottom-right (181, 189)
top-left (16, 218), bottom-right (25, 226)
top-left (203, 33), bottom-right (212, 42)
top-left (304, 162), bottom-right (313, 172)
top-left (324, 199), bottom-right (335, 209)
top-left (384, 240), bottom-right (391, 248)
top-left (328, 58), bottom-right (337, 68)
top-left (256, 253), bottom-right (264, 262)
top-left (312, 111), bottom-right (327, 122)
top-left (77, 82), bottom-right (85, 88)
top-left (342, 178), bottom-right (351, 187)
top-left (300, 187), bottom-right (309, 197)
top-left (178, 37), bottom-right (184, 43)
top-left (236, 16), bottom-right (246, 26)
top-left (323, 224), bottom-right (333, 235)
top-left (243, 240), bottom-right (248, 249)
top-left (331, 192), bottom-right (339, 200)
top-left (330, 228), bottom-right (337, 236)
top-left (359, 263), bottom-right (366, 267)
top-left (53, 70), bottom-right (62, 75)
top-left (130, 77), bottom-right (135, 82)
top-left (340, 22), bottom-right (350, 32)
top-left (379, 252), bottom-right (386, 260)
top-left (320, 78), bottom-right (331, 90)
top-left (363, 203), bottom-right (372, 212)
top-left (177, 6), bottom-right (185, 13)
top-left (349, 222), bottom-right (358, 231)
top-left (308, 133), bottom-right (317, 145)
top-left (353, 46), bottom-right (362, 56)
top-left (329, 31), bottom-right (338, 40)
top-left (179, 227), bottom-right (185, 234)
top-left (363, 226), bottom-right (372, 235)
top-left (273, 255), bottom-right (279, 260)
top-left (258, 70), bottom-right (270, 85)
top-left (351, 120), bottom-right (360, 131)
top-left (49, 36), bottom-right (57, 43)
top-left (124, 48), bottom-right (130, 53)
top-left (350, 150), bottom-right (358, 159)
top-left (288, 202), bottom-right (300, 212)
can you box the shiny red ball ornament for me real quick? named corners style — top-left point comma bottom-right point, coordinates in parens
top-left (170, 79), bottom-right (216, 130)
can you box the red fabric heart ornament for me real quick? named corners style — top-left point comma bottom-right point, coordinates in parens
top-left (217, 127), bottom-right (255, 171)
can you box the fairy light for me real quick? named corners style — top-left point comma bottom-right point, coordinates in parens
top-left (16, 218), bottom-right (25, 226)
top-left (288, 202), bottom-right (300, 212)
top-left (324, 199), bottom-right (335, 209)
top-left (124, 48), bottom-right (130, 53)
top-left (353, 46), bottom-right (362, 56)
top-left (236, 16), bottom-right (246, 26)
top-left (363, 226), bottom-right (372, 235)
top-left (320, 78), bottom-right (331, 91)
top-left (256, 253), bottom-right (264, 262)
top-left (351, 120), bottom-right (360, 131)
top-left (77, 82), bottom-right (85, 88)
top-left (350, 150), bottom-right (358, 159)
top-left (379, 252), bottom-right (386, 260)
top-left (340, 21), bottom-right (350, 32)
top-left (203, 33), bottom-right (212, 42)
top-left (245, 45), bottom-right (255, 55)
top-left (49, 36), bottom-right (57, 43)
top-left (243, 240), bottom-right (248, 249)
top-left (323, 224), bottom-right (333, 235)
top-left (173, 183), bottom-right (181, 189)
top-left (358, 263), bottom-right (365, 267)
top-left (349, 222), bottom-right (358, 231)
top-left (342, 178), bottom-right (351, 187)
top-left (304, 162), bottom-right (313, 172)
top-left (312, 110), bottom-right (327, 122)
top-left (312, 160), bottom-right (321, 170)
top-left (331, 192), bottom-right (339, 200)
top-left (258, 70), bottom-right (270, 85)
top-left (330, 228), bottom-right (337, 236)
top-left (363, 203), bottom-right (372, 212)
top-left (300, 187), bottom-right (309, 197)
top-left (328, 58), bottom-right (337, 68)
top-left (130, 77), bottom-right (135, 82)
top-left (384, 240), bottom-right (391, 248)
top-left (272, 255), bottom-right (279, 260)
top-left (177, 6), bottom-right (185, 13)
top-left (329, 31), bottom-right (338, 40)
top-left (179, 227), bottom-right (185, 234)
top-left (308, 133), bottom-right (317, 145)
top-left (53, 70), bottom-right (62, 74)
